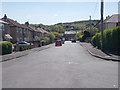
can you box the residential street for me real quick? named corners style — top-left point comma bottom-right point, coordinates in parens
top-left (2, 41), bottom-right (118, 88)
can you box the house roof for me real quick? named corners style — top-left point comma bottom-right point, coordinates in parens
top-left (28, 25), bottom-right (38, 32)
top-left (1, 15), bottom-right (48, 34)
top-left (1, 17), bottom-right (25, 28)
top-left (65, 31), bottom-right (76, 34)
top-left (21, 24), bottom-right (34, 31)
top-left (106, 14), bottom-right (120, 23)
top-left (0, 20), bottom-right (8, 24)
top-left (37, 28), bottom-right (48, 34)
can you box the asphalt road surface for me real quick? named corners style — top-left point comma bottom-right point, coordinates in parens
top-left (2, 41), bottom-right (118, 88)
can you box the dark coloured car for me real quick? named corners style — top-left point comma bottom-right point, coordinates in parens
top-left (71, 39), bottom-right (76, 43)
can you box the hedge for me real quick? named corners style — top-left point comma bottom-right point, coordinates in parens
top-left (0, 41), bottom-right (12, 55)
top-left (91, 32), bottom-right (101, 49)
top-left (91, 26), bottom-right (120, 55)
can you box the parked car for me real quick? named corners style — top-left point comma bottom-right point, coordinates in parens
top-left (17, 41), bottom-right (30, 45)
top-left (16, 41), bottom-right (30, 51)
top-left (55, 40), bottom-right (62, 46)
top-left (71, 39), bottom-right (76, 43)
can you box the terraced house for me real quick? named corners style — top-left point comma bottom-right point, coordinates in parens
top-left (0, 19), bottom-right (11, 41)
top-left (1, 14), bottom-right (48, 47)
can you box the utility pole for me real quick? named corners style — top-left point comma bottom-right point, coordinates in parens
top-left (89, 16), bottom-right (92, 40)
top-left (101, 0), bottom-right (104, 51)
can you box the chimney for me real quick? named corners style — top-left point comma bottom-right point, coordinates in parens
top-left (3, 14), bottom-right (7, 19)
top-left (25, 21), bottom-right (29, 26)
top-left (106, 15), bottom-right (110, 20)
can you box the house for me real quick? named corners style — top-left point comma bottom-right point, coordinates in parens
top-left (0, 19), bottom-right (12, 41)
top-left (36, 27), bottom-right (48, 36)
top-left (1, 14), bottom-right (26, 43)
top-left (23, 22), bottom-right (48, 47)
top-left (99, 14), bottom-right (120, 30)
top-left (64, 31), bottom-right (76, 41)
top-left (22, 22), bottom-right (34, 43)
top-left (24, 22), bottom-right (42, 40)
top-left (104, 14), bottom-right (120, 29)
top-left (1, 14), bottom-right (49, 48)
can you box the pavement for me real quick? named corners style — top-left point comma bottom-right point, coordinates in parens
top-left (79, 42), bottom-right (120, 62)
top-left (0, 44), bottom-right (54, 62)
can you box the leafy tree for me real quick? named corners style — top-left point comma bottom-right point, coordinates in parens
top-left (51, 32), bottom-right (61, 40)
top-left (46, 33), bottom-right (55, 43)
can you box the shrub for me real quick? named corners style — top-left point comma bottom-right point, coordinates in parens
top-left (111, 27), bottom-right (120, 55)
top-left (79, 35), bottom-right (84, 42)
top-left (51, 32), bottom-right (61, 40)
top-left (46, 33), bottom-right (55, 43)
top-left (0, 41), bottom-right (13, 55)
top-left (78, 31), bottom-right (90, 42)
top-left (91, 35), bottom-right (96, 47)
top-left (91, 26), bottom-right (120, 55)
top-left (92, 33), bottom-right (101, 49)
top-left (19, 45), bottom-right (31, 51)
top-left (40, 37), bottom-right (50, 45)
top-left (103, 29), bottom-right (112, 52)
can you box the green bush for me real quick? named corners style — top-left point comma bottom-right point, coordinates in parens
top-left (19, 45), bottom-right (31, 51)
top-left (103, 29), bottom-right (112, 52)
top-left (91, 26), bottom-right (120, 55)
top-left (79, 35), bottom-right (84, 42)
top-left (91, 33), bottom-right (101, 49)
top-left (91, 35), bottom-right (96, 47)
top-left (40, 37), bottom-right (50, 45)
top-left (46, 33), bottom-right (55, 43)
top-left (51, 32), bottom-right (61, 40)
top-left (0, 41), bottom-right (12, 55)
top-left (111, 27), bottom-right (120, 55)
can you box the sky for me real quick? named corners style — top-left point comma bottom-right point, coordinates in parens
top-left (1, 1), bottom-right (119, 25)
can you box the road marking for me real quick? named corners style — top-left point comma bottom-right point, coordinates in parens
top-left (68, 61), bottom-right (78, 64)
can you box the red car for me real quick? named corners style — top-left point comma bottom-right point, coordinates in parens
top-left (55, 40), bottom-right (62, 46)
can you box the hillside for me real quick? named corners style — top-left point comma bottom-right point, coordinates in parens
top-left (56, 20), bottom-right (100, 31)
top-left (31, 20), bottom-right (100, 33)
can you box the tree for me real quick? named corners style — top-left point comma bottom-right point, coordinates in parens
top-left (51, 32), bottom-right (61, 40)
top-left (46, 33), bottom-right (55, 43)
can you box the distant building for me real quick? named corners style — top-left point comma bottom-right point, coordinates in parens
top-left (64, 25), bottom-right (80, 31)
top-left (64, 31), bottom-right (76, 41)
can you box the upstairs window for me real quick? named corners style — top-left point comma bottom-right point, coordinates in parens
top-left (0, 23), bottom-right (4, 30)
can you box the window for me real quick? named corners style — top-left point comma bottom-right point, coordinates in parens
top-left (17, 28), bottom-right (19, 33)
top-left (0, 23), bottom-right (4, 30)
top-left (17, 28), bottom-right (23, 34)
top-left (19, 28), bottom-right (22, 34)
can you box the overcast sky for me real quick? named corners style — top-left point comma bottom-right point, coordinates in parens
top-left (1, 2), bottom-right (119, 25)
